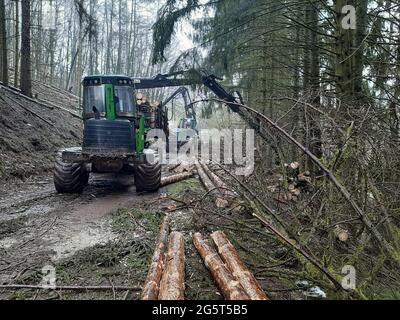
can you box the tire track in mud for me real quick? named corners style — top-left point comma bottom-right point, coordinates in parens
top-left (0, 173), bottom-right (158, 285)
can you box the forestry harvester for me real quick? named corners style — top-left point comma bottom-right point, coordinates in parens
top-left (54, 70), bottom-right (241, 194)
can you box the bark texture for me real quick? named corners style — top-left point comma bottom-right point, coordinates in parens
top-left (160, 172), bottom-right (194, 187)
top-left (141, 217), bottom-right (170, 300)
top-left (211, 231), bottom-right (269, 300)
top-left (158, 231), bottom-right (185, 300)
top-left (193, 232), bottom-right (250, 300)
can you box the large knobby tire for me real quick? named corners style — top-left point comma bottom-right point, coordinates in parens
top-left (54, 151), bottom-right (89, 194)
top-left (134, 156), bottom-right (161, 193)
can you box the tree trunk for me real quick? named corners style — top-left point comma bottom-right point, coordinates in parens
top-left (0, 0), bottom-right (8, 86)
top-left (141, 217), bottom-right (170, 300)
top-left (210, 231), bottom-right (269, 300)
top-left (49, 0), bottom-right (58, 83)
top-left (20, 0), bottom-right (32, 97)
top-left (158, 232), bottom-right (185, 300)
top-left (116, 0), bottom-right (123, 73)
top-left (192, 233), bottom-right (250, 300)
top-left (160, 172), bottom-right (194, 187)
top-left (308, 1), bottom-right (322, 173)
top-left (14, 0), bottom-right (19, 87)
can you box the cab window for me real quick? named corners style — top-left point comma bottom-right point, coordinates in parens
top-left (115, 86), bottom-right (136, 115)
top-left (83, 85), bottom-right (105, 114)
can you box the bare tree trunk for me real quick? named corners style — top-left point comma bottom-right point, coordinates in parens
top-left (49, 0), bottom-right (58, 83)
top-left (35, 0), bottom-right (43, 81)
top-left (14, 0), bottom-right (19, 87)
top-left (0, 0), bottom-right (8, 86)
top-left (20, 0), bottom-right (32, 97)
top-left (116, 0), bottom-right (123, 73)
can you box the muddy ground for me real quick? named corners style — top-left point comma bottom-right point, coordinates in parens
top-left (0, 164), bottom-right (221, 299)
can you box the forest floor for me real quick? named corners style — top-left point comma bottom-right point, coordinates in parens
top-left (0, 82), bottom-right (82, 181)
top-left (0, 167), bottom-right (306, 300)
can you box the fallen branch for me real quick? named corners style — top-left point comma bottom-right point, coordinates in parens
top-left (141, 217), bottom-right (170, 300)
top-left (211, 162), bottom-right (343, 290)
top-left (192, 233), bottom-right (250, 300)
top-left (190, 98), bottom-right (398, 262)
top-left (159, 231), bottom-right (185, 300)
top-left (0, 285), bottom-right (141, 291)
top-left (210, 231), bottom-right (269, 300)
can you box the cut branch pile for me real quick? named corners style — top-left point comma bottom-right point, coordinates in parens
top-left (193, 231), bottom-right (268, 300)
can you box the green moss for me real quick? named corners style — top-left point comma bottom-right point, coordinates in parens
top-left (165, 178), bottom-right (202, 196)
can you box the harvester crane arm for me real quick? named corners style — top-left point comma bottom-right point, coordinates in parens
top-left (131, 69), bottom-right (241, 114)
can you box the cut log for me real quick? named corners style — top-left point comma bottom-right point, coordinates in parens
top-left (175, 164), bottom-right (194, 174)
top-left (211, 231), bottom-right (269, 300)
top-left (200, 162), bottom-right (236, 198)
top-left (141, 217), bottom-right (170, 300)
top-left (195, 163), bottom-right (215, 192)
top-left (334, 225), bottom-right (349, 242)
top-left (193, 233), bottom-right (250, 300)
top-left (196, 164), bottom-right (228, 208)
top-left (159, 232), bottom-right (185, 300)
top-left (160, 171), bottom-right (194, 187)
top-left (136, 93), bottom-right (144, 100)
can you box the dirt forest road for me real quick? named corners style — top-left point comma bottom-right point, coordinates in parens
top-left (0, 166), bottom-right (227, 300)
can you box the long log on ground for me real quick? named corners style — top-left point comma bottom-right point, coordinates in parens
top-left (160, 172), bottom-right (194, 188)
top-left (211, 231), bottom-right (269, 300)
top-left (200, 162), bottom-right (236, 198)
top-left (195, 163), bottom-right (215, 192)
top-left (141, 217), bottom-right (170, 300)
top-left (158, 232), bottom-right (185, 300)
top-left (196, 164), bottom-right (228, 208)
top-left (0, 93), bottom-right (55, 127)
top-left (192, 233), bottom-right (250, 300)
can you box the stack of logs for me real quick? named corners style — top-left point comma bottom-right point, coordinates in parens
top-left (136, 93), bottom-right (160, 109)
top-left (141, 216), bottom-right (268, 300)
top-left (275, 162), bottom-right (312, 203)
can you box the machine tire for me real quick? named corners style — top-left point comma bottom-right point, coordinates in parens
top-left (134, 154), bottom-right (161, 193)
top-left (54, 151), bottom-right (89, 194)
